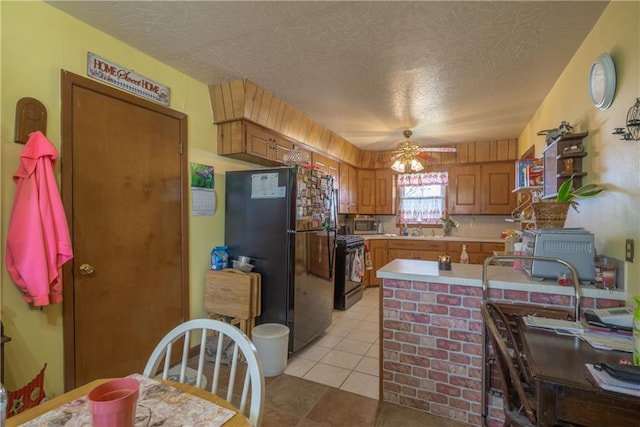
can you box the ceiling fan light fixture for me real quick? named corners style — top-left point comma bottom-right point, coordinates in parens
top-left (410, 158), bottom-right (424, 172)
top-left (391, 159), bottom-right (406, 173)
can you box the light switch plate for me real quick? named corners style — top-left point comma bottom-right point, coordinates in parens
top-left (625, 238), bottom-right (634, 262)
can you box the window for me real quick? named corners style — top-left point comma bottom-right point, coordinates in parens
top-left (397, 172), bottom-right (448, 224)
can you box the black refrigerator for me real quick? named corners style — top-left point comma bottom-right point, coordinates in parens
top-left (225, 166), bottom-right (337, 352)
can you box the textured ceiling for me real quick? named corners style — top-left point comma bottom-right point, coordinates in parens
top-left (47, 1), bottom-right (608, 151)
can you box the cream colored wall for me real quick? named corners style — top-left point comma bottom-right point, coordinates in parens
top-left (0, 1), bottom-right (250, 396)
top-left (519, 1), bottom-right (640, 303)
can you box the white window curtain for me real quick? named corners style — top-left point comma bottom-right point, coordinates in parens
top-left (397, 172), bottom-right (448, 224)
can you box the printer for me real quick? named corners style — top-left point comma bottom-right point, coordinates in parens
top-left (522, 228), bottom-right (595, 284)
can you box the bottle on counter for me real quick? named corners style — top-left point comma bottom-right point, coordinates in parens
top-left (460, 245), bottom-right (469, 264)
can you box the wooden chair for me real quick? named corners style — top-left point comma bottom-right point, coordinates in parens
top-left (481, 301), bottom-right (537, 427)
top-left (143, 319), bottom-right (265, 426)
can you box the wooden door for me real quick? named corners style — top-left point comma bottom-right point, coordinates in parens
top-left (368, 240), bottom-right (388, 287)
top-left (449, 165), bottom-right (481, 214)
top-left (246, 123), bottom-right (272, 161)
top-left (272, 137), bottom-right (293, 164)
top-left (348, 165), bottom-right (358, 213)
top-left (338, 164), bottom-right (349, 214)
top-left (375, 170), bottom-right (395, 215)
top-left (312, 153), bottom-right (339, 187)
top-left (61, 71), bottom-right (188, 389)
top-left (482, 162), bottom-right (517, 214)
top-left (357, 169), bottom-right (376, 214)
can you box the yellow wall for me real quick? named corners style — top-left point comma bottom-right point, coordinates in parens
top-left (518, 1), bottom-right (640, 302)
top-left (0, 1), bottom-right (250, 396)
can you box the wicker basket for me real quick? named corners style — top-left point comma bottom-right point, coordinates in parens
top-left (532, 201), bottom-right (570, 228)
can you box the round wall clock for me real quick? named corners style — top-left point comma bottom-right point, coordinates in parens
top-left (588, 53), bottom-right (616, 110)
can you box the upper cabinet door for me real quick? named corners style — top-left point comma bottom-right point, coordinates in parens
top-left (312, 152), bottom-right (339, 190)
top-left (339, 163), bottom-right (350, 214)
top-left (357, 169), bottom-right (376, 214)
top-left (482, 162), bottom-right (517, 214)
top-left (375, 169), bottom-right (396, 215)
top-left (449, 165), bottom-right (482, 214)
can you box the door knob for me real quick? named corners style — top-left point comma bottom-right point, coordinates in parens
top-left (79, 263), bottom-right (95, 275)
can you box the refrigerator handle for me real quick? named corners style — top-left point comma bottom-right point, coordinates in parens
top-left (326, 229), bottom-right (336, 279)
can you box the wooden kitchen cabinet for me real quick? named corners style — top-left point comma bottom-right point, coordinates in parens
top-left (387, 239), bottom-right (446, 262)
top-left (448, 164), bottom-right (481, 214)
top-left (339, 163), bottom-right (358, 214)
top-left (312, 153), bottom-right (339, 181)
top-left (357, 169), bottom-right (376, 213)
top-left (312, 152), bottom-right (339, 193)
top-left (364, 239), bottom-right (388, 287)
top-left (386, 239), bottom-right (503, 265)
top-left (448, 242), bottom-right (482, 264)
top-left (447, 241), bottom-right (502, 265)
top-left (375, 169), bottom-right (396, 215)
top-left (217, 120), bottom-right (294, 166)
top-left (357, 169), bottom-right (396, 214)
top-left (449, 161), bottom-right (516, 215)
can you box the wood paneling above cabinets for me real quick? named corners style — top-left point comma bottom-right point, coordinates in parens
top-left (210, 79), bottom-right (362, 166)
top-left (210, 79), bottom-right (518, 170)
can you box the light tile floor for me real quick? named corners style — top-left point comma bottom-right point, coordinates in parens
top-left (285, 286), bottom-right (380, 399)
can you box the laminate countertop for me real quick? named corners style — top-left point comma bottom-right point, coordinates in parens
top-left (376, 258), bottom-right (626, 301)
top-left (360, 234), bottom-right (503, 243)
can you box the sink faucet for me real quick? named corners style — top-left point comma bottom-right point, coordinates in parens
top-left (411, 228), bottom-right (424, 237)
top-left (431, 229), bottom-right (435, 237)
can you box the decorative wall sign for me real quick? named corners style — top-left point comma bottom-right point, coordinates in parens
top-left (87, 52), bottom-right (170, 106)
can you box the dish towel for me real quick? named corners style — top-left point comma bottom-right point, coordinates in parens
top-left (350, 248), bottom-right (364, 282)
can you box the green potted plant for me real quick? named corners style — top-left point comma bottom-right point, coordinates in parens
top-left (533, 176), bottom-right (604, 227)
top-left (556, 176), bottom-right (604, 212)
top-left (439, 215), bottom-right (458, 236)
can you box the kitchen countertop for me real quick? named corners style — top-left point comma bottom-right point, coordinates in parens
top-left (376, 258), bottom-right (626, 301)
top-left (360, 234), bottom-right (503, 243)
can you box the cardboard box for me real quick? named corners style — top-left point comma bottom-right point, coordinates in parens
top-left (515, 158), bottom-right (541, 188)
top-left (527, 165), bottom-right (544, 186)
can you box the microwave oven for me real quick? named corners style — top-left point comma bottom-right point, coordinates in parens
top-left (345, 217), bottom-right (379, 235)
top-left (521, 228), bottom-right (595, 284)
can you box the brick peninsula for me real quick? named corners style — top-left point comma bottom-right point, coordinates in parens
top-left (376, 259), bottom-right (626, 426)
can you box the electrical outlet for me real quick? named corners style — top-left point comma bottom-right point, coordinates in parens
top-left (625, 238), bottom-right (634, 262)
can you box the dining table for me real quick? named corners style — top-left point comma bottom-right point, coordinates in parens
top-left (7, 375), bottom-right (251, 426)
top-left (519, 323), bottom-right (640, 426)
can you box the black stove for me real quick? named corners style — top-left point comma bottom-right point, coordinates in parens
top-left (334, 235), bottom-right (365, 310)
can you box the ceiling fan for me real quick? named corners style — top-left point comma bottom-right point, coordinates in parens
top-left (390, 130), bottom-right (456, 173)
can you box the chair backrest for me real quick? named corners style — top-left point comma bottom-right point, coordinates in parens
top-left (143, 318), bottom-right (265, 426)
top-left (481, 301), bottom-right (537, 425)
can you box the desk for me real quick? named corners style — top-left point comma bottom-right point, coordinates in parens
top-left (521, 325), bottom-right (640, 426)
top-left (7, 377), bottom-right (250, 426)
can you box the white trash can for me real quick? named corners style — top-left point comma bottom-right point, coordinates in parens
top-left (251, 323), bottom-right (290, 377)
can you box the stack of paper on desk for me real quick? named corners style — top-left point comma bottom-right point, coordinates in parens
top-left (523, 316), bottom-right (584, 334)
top-left (581, 332), bottom-right (633, 353)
